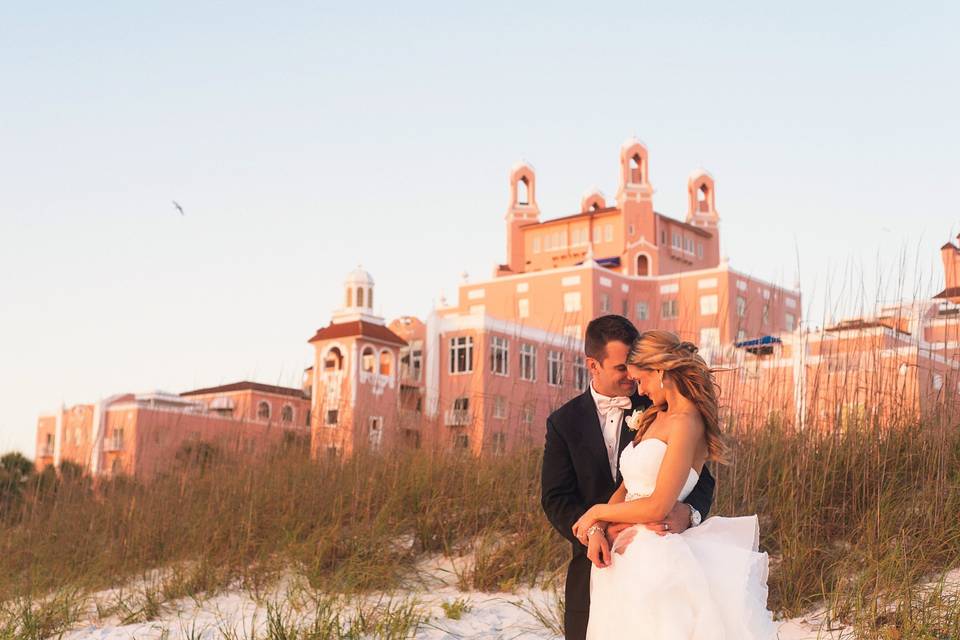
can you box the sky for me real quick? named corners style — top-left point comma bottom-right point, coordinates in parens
top-left (2, 1), bottom-right (958, 457)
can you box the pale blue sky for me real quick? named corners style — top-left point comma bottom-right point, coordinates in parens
top-left (2, 1), bottom-right (957, 456)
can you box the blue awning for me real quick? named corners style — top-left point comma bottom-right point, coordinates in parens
top-left (575, 256), bottom-right (621, 267)
top-left (735, 335), bottom-right (782, 349)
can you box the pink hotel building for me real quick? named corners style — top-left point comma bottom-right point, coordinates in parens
top-left (307, 139), bottom-right (800, 459)
top-left (37, 139), bottom-right (960, 476)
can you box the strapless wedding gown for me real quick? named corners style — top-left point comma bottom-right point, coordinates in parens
top-left (586, 438), bottom-right (777, 640)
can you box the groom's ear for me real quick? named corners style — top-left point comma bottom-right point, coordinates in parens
top-left (585, 356), bottom-right (601, 374)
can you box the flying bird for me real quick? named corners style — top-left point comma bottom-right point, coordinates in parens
top-left (172, 201), bottom-right (184, 216)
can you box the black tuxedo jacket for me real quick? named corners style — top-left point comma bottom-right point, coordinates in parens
top-left (540, 387), bottom-right (716, 553)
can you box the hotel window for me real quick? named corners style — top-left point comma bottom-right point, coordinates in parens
top-left (543, 234), bottom-right (552, 251)
top-left (737, 330), bottom-right (747, 342)
top-left (604, 224), bottom-right (613, 242)
top-left (627, 224), bottom-right (635, 236)
top-left (521, 402), bottom-right (535, 425)
top-left (492, 432), bottom-right (506, 454)
top-left (672, 232), bottom-right (682, 249)
top-left (368, 417), bottom-right (383, 450)
top-left (684, 238), bottom-right (693, 253)
top-left (762, 304), bottom-right (770, 325)
top-left (697, 243), bottom-right (704, 258)
top-left (454, 433), bottom-right (470, 449)
top-left (257, 401), bottom-right (271, 420)
top-left (325, 409), bottom-right (338, 426)
top-left (493, 395), bottom-right (508, 419)
top-left (449, 336), bottom-right (474, 374)
top-left (324, 347), bottom-right (344, 371)
top-left (547, 350), bottom-right (564, 386)
top-left (593, 227), bottom-right (602, 243)
top-left (559, 230), bottom-right (568, 247)
top-left (411, 349), bottom-right (422, 381)
top-left (532, 237), bottom-right (541, 253)
top-left (281, 405), bottom-right (294, 423)
top-left (520, 343), bottom-right (537, 381)
top-left (361, 346), bottom-right (376, 373)
top-left (661, 230), bottom-right (667, 245)
top-left (661, 299), bottom-right (679, 319)
top-left (490, 336), bottom-right (509, 376)
top-left (636, 301), bottom-right (649, 321)
top-left (600, 293), bottom-right (611, 313)
top-left (736, 296), bottom-right (747, 318)
top-left (518, 298), bottom-right (529, 318)
top-left (700, 294), bottom-right (718, 315)
top-left (785, 313), bottom-right (796, 331)
top-left (574, 358), bottom-right (589, 391)
top-left (563, 291), bottom-right (582, 312)
top-left (379, 350), bottom-right (393, 376)
top-left (453, 396), bottom-right (470, 413)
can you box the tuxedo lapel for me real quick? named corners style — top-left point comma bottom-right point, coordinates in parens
top-left (575, 389), bottom-right (615, 482)
top-left (615, 392), bottom-right (648, 485)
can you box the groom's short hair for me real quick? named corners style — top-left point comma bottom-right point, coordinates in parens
top-left (584, 315), bottom-right (639, 361)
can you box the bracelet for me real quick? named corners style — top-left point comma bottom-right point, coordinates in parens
top-left (586, 524), bottom-right (605, 538)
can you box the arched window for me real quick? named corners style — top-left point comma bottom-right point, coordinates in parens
top-left (637, 254), bottom-right (650, 276)
top-left (345, 287), bottom-right (353, 308)
top-left (281, 405), bottom-right (294, 423)
top-left (361, 346), bottom-right (376, 373)
top-left (591, 202), bottom-right (601, 212)
top-left (367, 287), bottom-right (373, 309)
top-left (357, 287), bottom-right (365, 308)
top-left (379, 350), bottom-right (393, 376)
top-left (698, 184), bottom-right (710, 211)
top-left (630, 154), bottom-right (643, 184)
top-left (324, 347), bottom-right (344, 372)
top-left (257, 401), bottom-right (271, 420)
top-left (517, 176), bottom-right (529, 205)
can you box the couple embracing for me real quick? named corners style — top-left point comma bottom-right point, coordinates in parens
top-left (541, 315), bottom-right (776, 640)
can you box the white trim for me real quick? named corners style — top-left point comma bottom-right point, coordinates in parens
top-left (621, 283), bottom-right (629, 293)
top-left (516, 282), bottom-right (529, 293)
top-left (697, 277), bottom-right (718, 290)
top-left (438, 313), bottom-right (582, 350)
top-left (599, 277), bottom-right (612, 288)
top-left (561, 275), bottom-right (581, 287)
top-left (660, 283), bottom-right (679, 294)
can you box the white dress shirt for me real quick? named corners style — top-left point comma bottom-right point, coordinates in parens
top-left (589, 382), bottom-right (631, 481)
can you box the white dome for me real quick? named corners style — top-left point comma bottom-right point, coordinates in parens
top-left (344, 265), bottom-right (374, 286)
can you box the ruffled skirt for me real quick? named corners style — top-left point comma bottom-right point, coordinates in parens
top-left (586, 515), bottom-right (776, 640)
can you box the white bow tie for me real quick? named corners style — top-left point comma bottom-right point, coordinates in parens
top-left (596, 395), bottom-right (632, 415)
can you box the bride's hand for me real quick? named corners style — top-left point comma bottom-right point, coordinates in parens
top-left (572, 506), bottom-right (601, 545)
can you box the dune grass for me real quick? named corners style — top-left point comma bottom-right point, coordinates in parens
top-left (1, 406), bottom-right (958, 638)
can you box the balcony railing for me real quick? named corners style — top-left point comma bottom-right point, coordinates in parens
top-left (444, 409), bottom-right (471, 427)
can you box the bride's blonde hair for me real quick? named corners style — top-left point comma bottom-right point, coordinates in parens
top-left (627, 330), bottom-right (729, 463)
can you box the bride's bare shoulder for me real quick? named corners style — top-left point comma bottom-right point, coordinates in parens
top-left (663, 411), bottom-right (705, 442)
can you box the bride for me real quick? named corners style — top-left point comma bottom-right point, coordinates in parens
top-left (572, 330), bottom-right (776, 639)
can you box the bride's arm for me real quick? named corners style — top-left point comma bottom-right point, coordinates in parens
top-left (581, 419), bottom-right (702, 529)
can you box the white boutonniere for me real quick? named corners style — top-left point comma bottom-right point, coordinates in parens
top-left (625, 409), bottom-right (643, 431)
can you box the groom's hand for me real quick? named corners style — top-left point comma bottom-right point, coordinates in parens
top-left (643, 502), bottom-right (691, 536)
top-left (586, 529), bottom-right (612, 568)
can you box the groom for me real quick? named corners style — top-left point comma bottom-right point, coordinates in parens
top-left (541, 315), bottom-right (716, 640)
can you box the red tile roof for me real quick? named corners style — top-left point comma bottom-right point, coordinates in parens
top-left (307, 320), bottom-right (407, 346)
top-left (180, 381), bottom-right (308, 399)
top-left (934, 287), bottom-right (960, 300)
